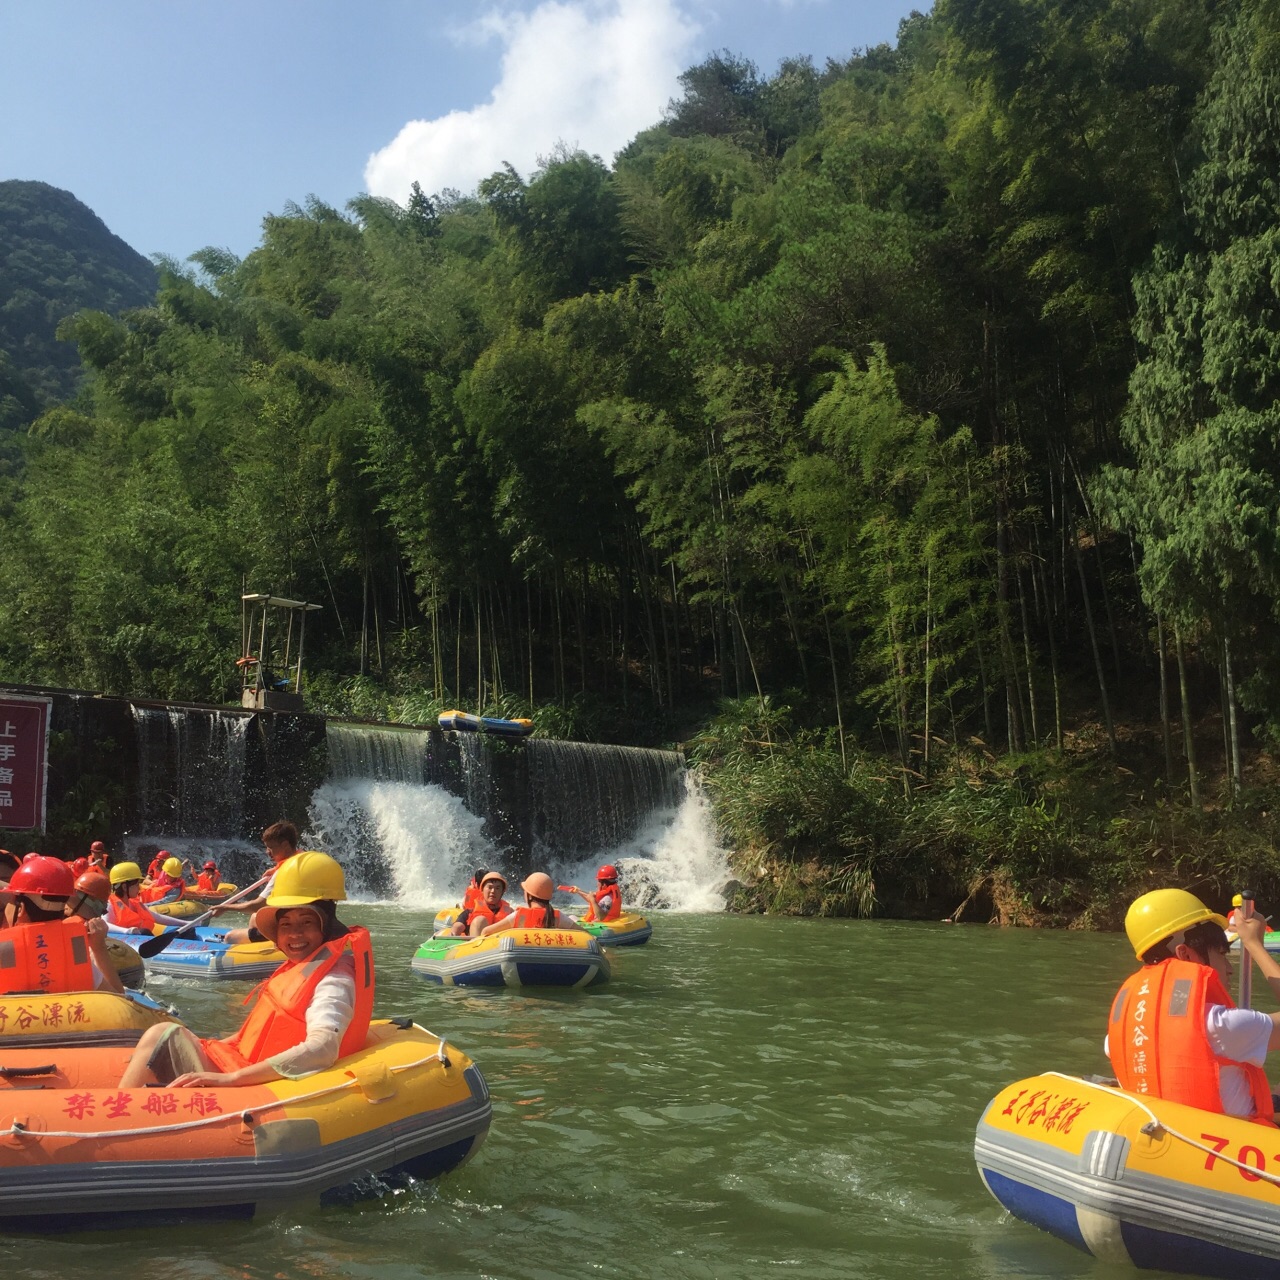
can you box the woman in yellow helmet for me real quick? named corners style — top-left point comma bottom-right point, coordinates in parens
top-left (118, 852), bottom-right (374, 1089)
top-left (1108, 888), bottom-right (1280, 1122)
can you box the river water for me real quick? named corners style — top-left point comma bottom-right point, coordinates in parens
top-left (0, 910), bottom-right (1180, 1280)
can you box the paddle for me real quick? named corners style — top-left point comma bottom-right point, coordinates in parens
top-left (138, 873), bottom-right (271, 958)
top-left (1239, 888), bottom-right (1256, 1009)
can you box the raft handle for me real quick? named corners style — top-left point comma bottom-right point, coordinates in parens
top-left (0, 1064), bottom-right (57, 1079)
top-left (387, 1016), bottom-right (414, 1030)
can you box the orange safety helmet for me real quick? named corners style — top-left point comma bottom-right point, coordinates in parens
top-left (521, 871), bottom-right (555, 900)
top-left (74, 870), bottom-right (111, 903)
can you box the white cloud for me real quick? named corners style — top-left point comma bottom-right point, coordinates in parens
top-left (365, 0), bottom-right (700, 202)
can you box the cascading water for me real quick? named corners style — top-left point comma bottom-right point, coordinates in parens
top-left (308, 722), bottom-right (499, 904)
top-left (552, 771), bottom-right (732, 913)
top-left (526, 739), bottom-right (684, 857)
top-left (126, 705), bottom-right (260, 879)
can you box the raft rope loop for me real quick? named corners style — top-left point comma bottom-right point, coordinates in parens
top-left (1042, 1071), bottom-right (1280, 1190)
top-left (4, 1038), bottom-right (452, 1142)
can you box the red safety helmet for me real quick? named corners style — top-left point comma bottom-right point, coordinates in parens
top-left (202, 861), bottom-right (218, 871)
top-left (74, 870), bottom-right (111, 903)
top-left (71, 856), bottom-right (90, 875)
top-left (596, 864), bottom-right (619, 881)
top-left (7, 854), bottom-right (75, 899)
top-left (90, 840), bottom-right (107, 854)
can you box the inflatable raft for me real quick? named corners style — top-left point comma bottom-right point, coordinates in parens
top-left (578, 911), bottom-right (652, 946)
top-left (0, 1019), bottom-right (490, 1230)
top-left (148, 898), bottom-right (204, 920)
top-left (184, 883), bottom-right (242, 907)
top-left (109, 925), bottom-right (284, 981)
top-left (976, 1071), bottom-right (1280, 1278)
top-left (0, 988), bottom-right (175, 1048)
top-left (438, 710), bottom-right (534, 737)
top-left (106, 936), bottom-right (145, 990)
top-left (412, 928), bottom-right (610, 987)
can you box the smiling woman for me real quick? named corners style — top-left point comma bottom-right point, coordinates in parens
top-left (116, 852), bottom-right (376, 1090)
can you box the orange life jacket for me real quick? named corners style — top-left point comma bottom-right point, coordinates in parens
top-left (509, 904), bottom-right (563, 930)
top-left (1109, 957), bottom-right (1275, 1124)
top-left (462, 883), bottom-right (483, 911)
top-left (584, 884), bottom-right (622, 923)
top-left (87, 854), bottom-right (107, 871)
top-left (0, 918), bottom-right (96, 994)
top-left (108, 894), bottom-right (159, 933)
top-left (196, 871), bottom-right (219, 893)
top-left (203, 926), bottom-right (375, 1073)
top-left (146, 857), bottom-right (166, 881)
top-left (468, 898), bottom-right (512, 929)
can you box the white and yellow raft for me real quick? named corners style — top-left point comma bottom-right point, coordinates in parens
top-left (0, 1019), bottom-right (490, 1229)
top-left (413, 927), bottom-right (610, 987)
top-left (976, 1071), bottom-right (1280, 1278)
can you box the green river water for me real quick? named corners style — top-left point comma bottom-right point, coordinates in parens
top-left (0, 909), bottom-right (1185, 1280)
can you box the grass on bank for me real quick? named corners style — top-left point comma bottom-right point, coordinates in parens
top-left (688, 698), bottom-right (1280, 928)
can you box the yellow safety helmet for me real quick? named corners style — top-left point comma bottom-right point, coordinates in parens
top-left (265, 850), bottom-right (345, 907)
top-left (1233, 893), bottom-right (1244, 908)
top-left (1125, 889), bottom-right (1228, 959)
top-left (163, 856), bottom-right (183, 877)
top-left (109, 861), bottom-right (143, 886)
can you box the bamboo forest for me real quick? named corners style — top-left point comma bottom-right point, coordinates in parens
top-left (5, 0), bottom-right (1280, 923)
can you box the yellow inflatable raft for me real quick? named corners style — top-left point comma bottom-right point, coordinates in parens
top-left (0, 1019), bottom-right (490, 1229)
top-left (976, 1071), bottom-right (1280, 1278)
top-left (105, 937), bottom-right (145, 990)
top-left (148, 898), bottom-right (204, 920)
top-left (0, 989), bottom-right (176, 1049)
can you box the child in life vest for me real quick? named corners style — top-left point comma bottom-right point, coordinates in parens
top-left (141, 855), bottom-right (186, 903)
top-left (195, 860), bottom-right (221, 893)
top-left (106, 862), bottom-right (163, 934)
top-left (562, 864), bottom-right (624, 922)
top-left (1108, 889), bottom-right (1280, 1121)
top-left (118, 851), bottom-right (374, 1089)
top-left (481, 872), bottom-right (574, 935)
top-left (0, 854), bottom-right (124, 995)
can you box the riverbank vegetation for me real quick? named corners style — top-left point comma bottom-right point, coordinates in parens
top-left (3, 0), bottom-right (1280, 921)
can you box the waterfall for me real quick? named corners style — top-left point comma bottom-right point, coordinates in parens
top-left (125, 704), bottom-right (259, 881)
top-left (326, 722), bottom-right (429, 783)
top-left (308, 722), bottom-right (499, 904)
top-left (551, 772), bottom-right (732, 913)
top-left (130, 705), bottom-right (249, 838)
top-left (527, 740), bottom-right (684, 857)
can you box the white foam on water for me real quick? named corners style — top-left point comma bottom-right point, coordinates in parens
top-left (306, 779), bottom-right (499, 908)
top-left (552, 773), bottom-right (731, 913)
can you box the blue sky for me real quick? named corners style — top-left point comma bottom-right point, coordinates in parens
top-left (0, 1), bottom-right (926, 262)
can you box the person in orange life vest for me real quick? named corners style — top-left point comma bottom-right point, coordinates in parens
top-left (141, 855), bottom-right (187, 903)
top-left (106, 862), bottom-right (163, 934)
top-left (118, 852), bottom-right (374, 1089)
top-left (482, 872), bottom-right (574, 935)
top-left (563, 864), bottom-right (624, 922)
top-left (0, 854), bottom-right (124, 995)
top-left (461, 869), bottom-right (490, 914)
top-left (211, 820), bottom-right (299, 944)
top-left (145, 851), bottom-right (167, 882)
top-left (71, 856), bottom-right (90, 877)
top-left (452, 872), bottom-right (513, 936)
top-left (67, 870), bottom-right (111, 921)
top-left (87, 841), bottom-right (109, 872)
top-left (196, 861), bottom-right (221, 893)
top-left (1108, 889), bottom-right (1280, 1123)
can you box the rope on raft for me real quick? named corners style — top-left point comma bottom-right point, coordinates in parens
top-left (1042, 1070), bottom-right (1280, 1189)
top-left (5, 1039), bottom-right (452, 1142)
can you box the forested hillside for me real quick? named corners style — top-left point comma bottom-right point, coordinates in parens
top-left (4, 0), bottom-right (1280, 921)
top-left (0, 180), bottom-right (157, 423)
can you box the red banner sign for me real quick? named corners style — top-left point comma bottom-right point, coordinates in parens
top-left (0, 696), bottom-right (51, 831)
